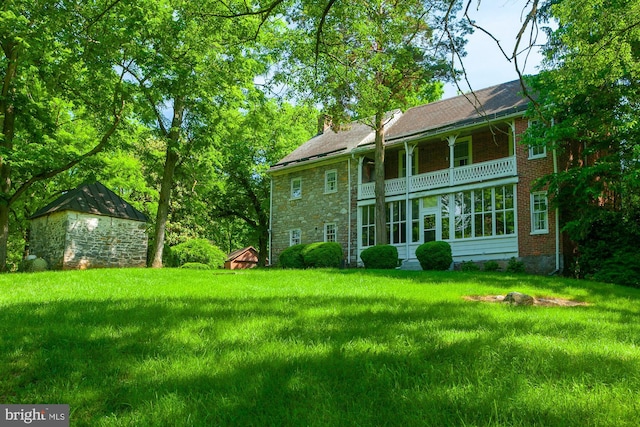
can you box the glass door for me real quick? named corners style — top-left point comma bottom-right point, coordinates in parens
top-left (423, 213), bottom-right (437, 242)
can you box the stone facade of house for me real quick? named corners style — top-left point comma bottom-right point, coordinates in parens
top-left (30, 211), bottom-right (148, 270)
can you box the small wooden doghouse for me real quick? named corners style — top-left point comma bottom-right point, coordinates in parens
top-left (29, 182), bottom-right (148, 270)
top-left (224, 246), bottom-right (259, 270)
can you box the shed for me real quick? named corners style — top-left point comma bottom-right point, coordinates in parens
top-left (29, 182), bottom-right (148, 270)
top-left (224, 246), bottom-right (259, 270)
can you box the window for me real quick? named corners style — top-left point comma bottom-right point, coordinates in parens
top-left (531, 192), bottom-right (549, 234)
top-left (411, 199), bottom-right (420, 243)
top-left (442, 185), bottom-right (516, 240)
top-left (386, 201), bottom-right (407, 244)
top-left (324, 170), bottom-right (337, 193)
top-left (324, 223), bottom-right (337, 242)
top-left (289, 229), bottom-right (301, 246)
top-left (361, 205), bottom-right (376, 247)
top-left (528, 120), bottom-right (547, 159)
top-left (454, 137), bottom-right (472, 166)
top-left (290, 178), bottom-right (301, 199)
top-left (399, 149), bottom-right (419, 177)
top-left (528, 144), bottom-right (547, 159)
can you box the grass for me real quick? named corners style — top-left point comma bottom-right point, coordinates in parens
top-left (1, 268), bottom-right (639, 426)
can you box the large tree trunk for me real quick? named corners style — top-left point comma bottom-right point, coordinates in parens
top-left (374, 112), bottom-right (387, 246)
top-left (0, 44), bottom-right (18, 271)
top-left (150, 97), bottom-right (185, 268)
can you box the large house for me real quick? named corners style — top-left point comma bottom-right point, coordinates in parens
top-left (268, 80), bottom-right (562, 274)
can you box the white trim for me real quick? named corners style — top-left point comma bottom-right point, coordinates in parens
top-left (290, 177), bottom-right (302, 200)
top-left (530, 192), bottom-right (549, 234)
top-left (324, 222), bottom-right (337, 242)
top-left (289, 229), bottom-right (302, 246)
top-left (324, 169), bottom-right (338, 194)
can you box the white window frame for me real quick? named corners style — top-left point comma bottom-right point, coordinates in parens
top-left (290, 177), bottom-right (302, 200)
top-left (324, 170), bottom-right (337, 194)
top-left (454, 137), bottom-right (472, 167)
top-left (289, 229), bottom-right (302, 246)
top-left (531, 192), bottom-right (549, 234)
top-left (360, 205), bottom-right (376, 247)
top-left (324, 223), bottom-right (337, 242)
top-left (528, 120), bottom-right (547, 159)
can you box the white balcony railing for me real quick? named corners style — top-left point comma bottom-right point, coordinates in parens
top-left (358, 156), bottom-right (517, 199)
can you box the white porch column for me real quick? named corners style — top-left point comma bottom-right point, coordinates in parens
top-left (357, 156), bottom-right (364, 199)
top-left (404, 143), bottom-right (415, 261)
top-left (446, 135), bottom-right (457, 186)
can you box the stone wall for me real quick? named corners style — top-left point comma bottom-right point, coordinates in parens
top-left (271, 159), bottom-right (357, 266)
top-left (30, 211), bottom-right (148, 270)
top-left (29, 212), bottom-right (68, 270)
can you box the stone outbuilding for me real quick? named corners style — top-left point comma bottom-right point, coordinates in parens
top-left (29, 182), bottom-right (148, 270)
top-left (224, 246), bottom-right (259, 270)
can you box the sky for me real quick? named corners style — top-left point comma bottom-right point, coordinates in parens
top-left (441, 1), bottom-right (549, 99)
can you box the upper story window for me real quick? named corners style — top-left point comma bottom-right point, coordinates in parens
top-left (325, 170), bottom-right (337, 193)
top-left (528, 120), bottom-right (547, 159)
top-left (454, 137), bottom-right (472, 167)
top-left (528, 144), bottom-right (547, 159)
top-left (399, 148), bottom-right (419, 177)
top-left (290, 177), bottom-right (302, 199)
top-left (531, 192), bottom-right (549, 234)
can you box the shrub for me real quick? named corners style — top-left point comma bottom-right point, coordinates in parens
top-left (169, 239), bottom-right (226, 269)
top-left (180, 262), bottom-right (211, 270)
top-left (592, 251), bottom-right (640, 288)
top-left (506, 257), bottom-right (526, 274)
top-left (19, 257), bottom-right (48, 272)
top-left (483, 260), bottom-right (501, 272)
top-left (460, 261), bottom-right (480, 272)
top-left (302, 242), bottom-right (343, 268)
top-left (278, 244), bottom-right (308, 269)
top-left (360, 245), bottom-right (399, 269)
top-left (415, 241), bottom-right (452, 271)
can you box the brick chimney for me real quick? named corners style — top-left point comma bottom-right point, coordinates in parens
top-left (317, 114), bottom-right (332, 135)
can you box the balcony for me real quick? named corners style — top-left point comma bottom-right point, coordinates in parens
top-left (358, 156), bottom-right (517, 199)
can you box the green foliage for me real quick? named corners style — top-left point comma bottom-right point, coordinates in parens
top-left (505, 257), bottom-right (526, 274)
top-left (168, 239), bottom-right (226, 269)
top-left (415, 241), bottom-right (452, 271)
top-left (180, 262), bottom-right (211, 270)
top-left (359, 245), bottom-right (399, 269)
top-left (19, 258), bottom-right (48, 273)
top-left (460, 261), bottom-right (480, 272)
top-left (483, 261), bottom-right (501, 272)
top-left (302, 242), bottom-right (343, 269)
top-left (278, 244), bottom-right (308, 269)
top-left (568, 211), bottom-right (640, 288)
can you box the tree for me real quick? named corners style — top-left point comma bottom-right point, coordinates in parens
top-left (523, 0), bottom-right (640, 281)
top-left (281, 0), bottom-right (467, 245)
top-left (0, 1), bottom-right (130, 271)
top-left (117, 0), bottom-right (267, 267)
top-left (209, 93), bottom-right (317, 265)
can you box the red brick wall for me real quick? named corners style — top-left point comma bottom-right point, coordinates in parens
top-left (514, 117), bottom-right (560, 264)
top-left (472, 125), bottom-right (511, 163)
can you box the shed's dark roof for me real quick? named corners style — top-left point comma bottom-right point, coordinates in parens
top-left (30, 182), bottom-right (147, 222)
top-left (270, 80), bottom-right (530, 171)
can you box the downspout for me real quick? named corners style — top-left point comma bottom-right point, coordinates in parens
top-left (347, 156), bottom-right (352, 267)
top-left (553, 147), bottom-right (560, 273)
top-left (269, 177), bottom-right (273, 266)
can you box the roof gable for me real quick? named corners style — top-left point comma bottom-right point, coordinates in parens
top-left (30, 182), bottom-right (147, 222)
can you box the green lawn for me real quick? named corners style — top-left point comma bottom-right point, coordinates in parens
top-left (1, 269), bottom-right (639, 426)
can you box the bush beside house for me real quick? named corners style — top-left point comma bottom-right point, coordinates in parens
top-left (415, 241), bottom-right (452, 271)
top-left (359, 245), bottom-right (399, 269)
top-left (168, 239), bottom-right (226, 269)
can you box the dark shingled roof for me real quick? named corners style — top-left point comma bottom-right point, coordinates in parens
top-left (385, 79), bottom-right (529, 140)
top-left (270, 80), bottom-right (530, 171)
top-left (30, 182), bottom-right (147, 222)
